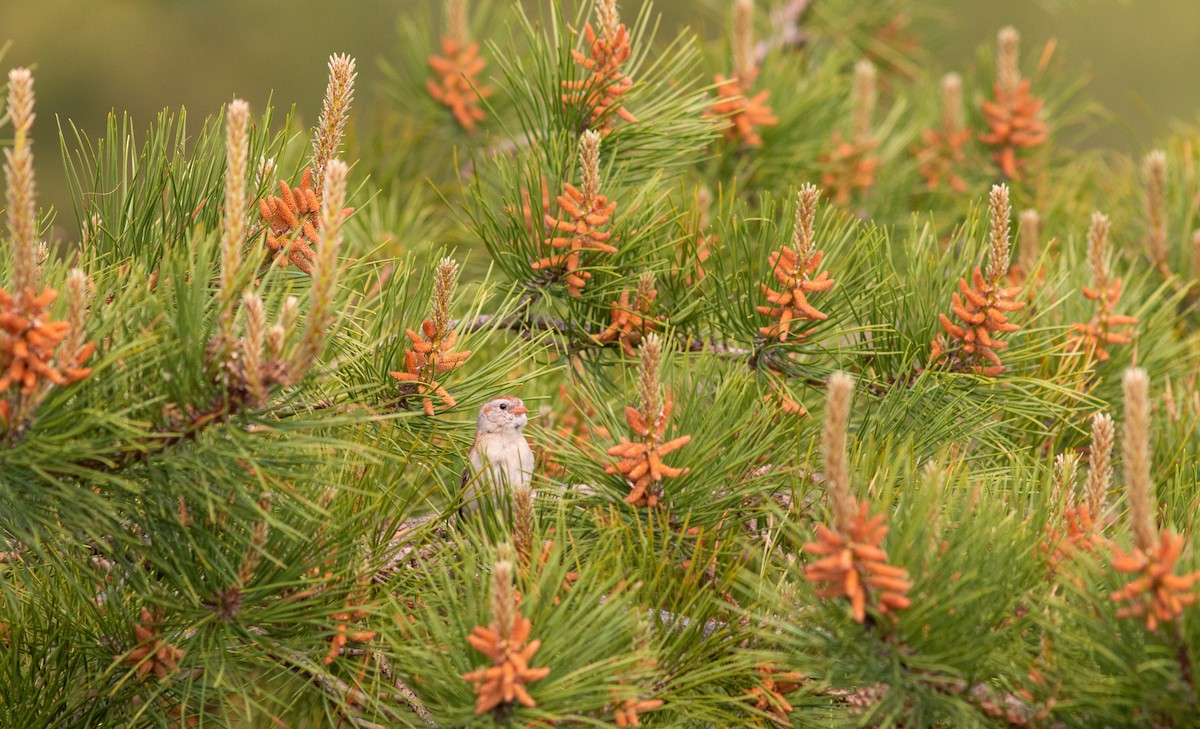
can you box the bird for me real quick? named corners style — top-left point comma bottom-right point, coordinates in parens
top-left (459, 395), bottom-right (535, 515)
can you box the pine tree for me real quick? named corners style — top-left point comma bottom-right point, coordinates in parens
top-left (3, 1), bottom-right (1200, 726)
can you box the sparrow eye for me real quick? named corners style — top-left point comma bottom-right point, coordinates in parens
top-left (499, 403), bottom-right (507, 410)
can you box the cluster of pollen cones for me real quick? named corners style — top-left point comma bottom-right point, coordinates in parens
top-left (804, 501), bottom-right (912, 623)
top-left (606, 399), bottom-right (690, 508)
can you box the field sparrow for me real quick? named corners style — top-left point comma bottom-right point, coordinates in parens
top-left (459, 395), bottom-right (535, 514)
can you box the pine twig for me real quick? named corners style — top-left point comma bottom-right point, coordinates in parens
top-left (374, 649), bottom-right (439, 727)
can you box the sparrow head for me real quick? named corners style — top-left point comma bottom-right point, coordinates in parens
top-left (476, 395), bottom-right (529, 434)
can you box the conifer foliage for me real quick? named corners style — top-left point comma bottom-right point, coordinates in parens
top-left (0, 70), bottom-right (94, 430)
top-left (757, 183), bottom-right (835, 342)
top-left (706, 0), bottom-right (778, 147)
top-left (4, 1), bottom-right (1200, 727)
top-left (930, 184), bottom-right (1025, 375)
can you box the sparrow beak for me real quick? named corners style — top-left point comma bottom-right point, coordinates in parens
top-left (512, 405), bottom-right (528, 416)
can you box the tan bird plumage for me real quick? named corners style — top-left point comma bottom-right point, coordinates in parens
top-left (460, 396), bottom-right (535, 513)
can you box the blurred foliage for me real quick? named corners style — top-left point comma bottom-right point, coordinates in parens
top-left (3, 0), bottom-right (1200, 219)
top-left (1, 0), bottom-right (1200, 727)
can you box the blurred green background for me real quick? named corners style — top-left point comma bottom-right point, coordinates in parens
top-left (3, 0), bottom-right (1199, 220)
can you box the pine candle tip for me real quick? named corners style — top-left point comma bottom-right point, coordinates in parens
top-left (293, 158), bottom-right (348, 373)
top-left (6, 65), bottom-right (40, 295)
top-left (990, 183), bottom-right (1011, 209)
top-left (241, 289), bottom-right (263, 311)
top-left (66, 268), bottom-right (88, 296)
top-left (1092, 410), bottom-right (1114, 432)
top-left (220, 98), bottom-right (250, 317)
top-left (1087, 411), bottom-right (1114, 517)
top-left (733, 0), bottom-right (756, 84)
top-left (635, 270), bottom-right (656, 310)
top-left (446, 0), bottom-right (469, 47)
top-left (318, 158), bottom-right (350, 272)
top-left (986, 184), bottom-right (1013, 283)
top-left (640, 331), bottom-right (664, 368)
top-left (322, 159), bottom-right (350, 212)
top-left (61, 267), bottom-right (91, 369)
top-left (1143, 151), bottom-right (1167, 210)
top-left (225, 99), bottom-right (250, 171)
top-left (1086, 211), bottom-right (1111, 288)
top-left (580, 130), bottom-right (603, 202)
top-left (241, 290), bottom-right (267, 404)
top-left (7, 66), bottom-right (32, 84)
top-left (490, 550), bottom-right (516, 637)
top-left (266, 325), bottom-right (286, 362)
top-left (1143, 150), bottom-right (1168, 268)
top-left (827, 371), bottom-right (854, 397)
top-left (266, 296), bottom-right (299, 365)
top-left (7, 68), bottom-right (35, 130)
top-left (432, 257), bottom-right (461, 338)
top-left (256, 156), bottom-right (276, 188)
top-left (941, 71), bottom-right (962, 95)
top-left (1051, 452), bottom-right (1079, 513)
top-left (1121, 367), bottom-right (1156, 551)
top-left (1071, 209), bottom-right (1137, 360)
top-left (437, 255), bottom-right (460, 277)
top-left (281, 295), bottom-right (300, 326)
top-left (227, 98), bottom-right (249, 120)
top-left (224, 100), bottom-right (250, 165)
top-left (997, 25), bottom-right (1021, 95)
top-left (794, 183), bottom-right (820, 261)
top-left (597, 0), bottom-right (620, 39)
top-left (941, 72), bottom-right (963, 132)
top-left (312, 54), bottom-right (357, 192)
top-left (823, 372), bottom-right (856, 531)
top-left (513, 484), bottom-right (535, 567)
top-left (1123, 366), bottom-right (1149, 392)
top-left (328, 51), bottom-right (357, 78)
top-left (637, 332), bottom-right (664, 419)
top-left (852, 59), bottom-right (877, 145)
